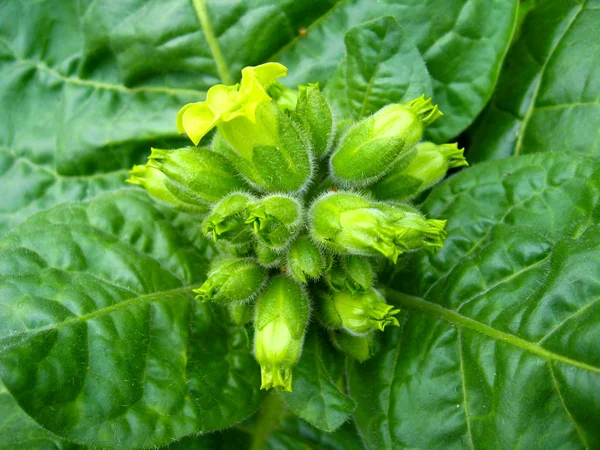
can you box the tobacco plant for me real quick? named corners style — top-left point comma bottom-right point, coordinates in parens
top-left (0, 1), bottom-right (598, 449)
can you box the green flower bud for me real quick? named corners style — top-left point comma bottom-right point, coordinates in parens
top-left (245, 195), bottom-right (302, 251)
top-left (286, 235), bottom-right (325, 283)
top-left (202, 193), bottom-right (255, 245)
top-left (269, 81), bottom-right (298, 111)
top-left (126, 165), bottom-right (207, 213)
top-left (375, 203), bottom-right (448, 252)
top-left (328, 330), bottom-right (376, 363)
top-left (193, 258), bottom-right (268, 303)
top-left (330, 95), bottom-right (442, 186)
top-left (254, 275), bottom-right (309, 391)
top-left (145, 147), bottom-right (247, 204)
top-left (229, 302), bottom-right (252, 326)
top-left (326, 255), bottom-right (374, 293)
top-left (309, 192), bottom-right (447, 262)
top-left (320, 288), bottom-right (399, 336)
top-left (296, 83), bottom-right (334, 158)
top-left (178, 63), bottom-right (312, 193)
top-left (254, 240), bottom-right (283, 268)
top-left (371, 142), bottom-right (468, 201)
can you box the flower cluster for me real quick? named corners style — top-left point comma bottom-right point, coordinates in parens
top-left (127, 63), bottom-right (467, 391)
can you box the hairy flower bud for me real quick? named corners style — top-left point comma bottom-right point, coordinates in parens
top-left (371, 142), bottom-right (468, 201)
top-left (146, 147), bottom-right (246, 202)
top-left (254, 275), bottom-right (309, 391)
top-left (326, 255), bottom-right (374, 293)
top-left (254, 240), bottom-right (283, 268)
top-left (295, 83), bottom-right (334, 158)
top-left (193, 258), bottom-right (268, 303)
top-left (177, 63), bottom-right (312, 193)
top-left (330, 95), bottom-right (442, 186)
top-left (310, 192), bottom-right (447, 262)
top-left (202, 193), bottom-right (255, 245)
top-left (245, 195), bottom-right (302, 251)
top-left (126, 165), bottom-right (207, 213)
top-left (228, 302), bottom-right (252, 326)
top-left (329, 330), bottom-right (376, 362)
top-left (320, 288), bottom-right (399, 336)
top-left (286, 235), bottom-right (326, 283)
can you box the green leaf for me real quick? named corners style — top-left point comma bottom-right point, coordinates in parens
top-left (275, 0), bottom-right (518, 142)
top-left (161, 428), bottom-right (251, 450)
top-left (468, 0), bottom-right (600, 162)
top-left (266, 417), bottom-right (365, 450)
top-left (0, 0), bottom-right (517, 236)
top-left (325, 16), bottom-right (432, 121)
top-left (349, 153), bottom-right (600, 448)
top-left (0, 380), bottom-right (84, 450)
top-left (281, 328), bottom-right (355, 432)
top-left (0, 190), bottom-right (262, 449)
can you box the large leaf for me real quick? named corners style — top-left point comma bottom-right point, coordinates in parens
top-left (0, 0), bottom-right (517, 237)
top-left (0, 190), bottom-right (262, 449)
top-left (348, 153), bottom-right (600, 448)
top-left (325, 16), bottom-right (432, 121)
top-left (468, 0), bottom-right (600, 162)
top-left (0, 380), bottom-right (84, 450)
top-left (281, 328), bottom-right (355, 432)
top-left (275, 0), bottom-right (518, 142)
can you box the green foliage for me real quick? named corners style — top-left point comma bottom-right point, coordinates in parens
top-left (468, 0), bottom-right (600, 162)
top-left (1, 0), bottom-right (598, 449)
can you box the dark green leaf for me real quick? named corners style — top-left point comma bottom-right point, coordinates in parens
top-left (281, 328), bottom-right (355, 432)
top-left (0, 380), bottom-right (84, 450)
top-left (468, 0), bottom-right (600, 162)
top-left (325, 16), bottom-right (432, 121)
top-left (266, 416), bottom-right (364, 450)
top-left (276, 0), bottom-right (518, 142)
top-left (349, 153), bottom-right (600, 448)
top-left (0, 0), bottom-right (518, 237)
top-left (0, 190), bottom-right (262, 449)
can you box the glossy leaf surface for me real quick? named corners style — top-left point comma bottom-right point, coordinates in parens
top-left (0, 190), bottom-right (262, 449)
top-left (276, 0), bottom-right (518, 142)
top-left (349, 153), bottom-right (600, 448)
top-left (0, 0), bottom-right (518, 237)
top-left (468, 0), bottom-right (600, 162)
top-left (326, 16), bottom-right (432, 121)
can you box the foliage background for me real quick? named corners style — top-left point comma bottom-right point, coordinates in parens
top-left (0, 0), bottom-right (598, 448)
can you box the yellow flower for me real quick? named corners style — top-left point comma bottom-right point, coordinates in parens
top-left (177, 62), bottom-right (287, 145)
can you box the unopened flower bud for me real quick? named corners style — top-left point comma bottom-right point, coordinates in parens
top-left (245, 195), bottom-right (302, 251)
top-left (254, 275), bottom-right (309, 391)
top-left (310, 192), bottom-right (448, 262)
top-left (376, 203), bottom-right (448, 251)
top-left (178, 63), bottom-right (312, 193)
top-left (330, 95), bottom-right (442, 185)
top-left (254, 240), bottom-right (283, 268)
top-left (202, 193), bottom-right (255, 245)
top-left (229, 302), bottom-right (252, 326)
top-left (145, 147), bottom-right (247, 204)
top-left (286, 235), bottom-right (325, 283)
top-left (126, 165), bottom-right (206, 213)
top-left (193, 258), bottom-right (268, 303)
top-left (371, 142), bottom-right (468, 201)
top-left (326, 255), bottom-right (373, 293)
top-left (320, 288), bottom-right (399, 336)
top-left (328, 330), bottom-right (376, 362)
top-left (296, 83), bottom-right (334, 158)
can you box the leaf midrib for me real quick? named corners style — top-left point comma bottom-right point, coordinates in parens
top-left (0, 283), bottom-right (203, 348)
top-left (387, 289), bottom-right (600, 374)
